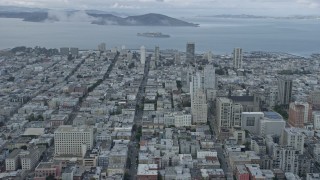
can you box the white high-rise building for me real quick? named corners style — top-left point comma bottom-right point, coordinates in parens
top-left (190, 72), bottom-right (207, 124)
top-left (216, 97), bottom-right (243, 133)
top-left (203, 65), bottom-right (216, 100)
top-left (54, 125), bottom-right (93, 157)
top-left (204, 65), bottom-right (215, 90)
top-left (155, 46), bottom-right (160, 65)
top-left (233, 48), bottom-right (243, 69)
top-left (313, 111), bottom-right (320, 130)
top-left (216, 97), bottom-right (233, 132)
top-left (207, 51), bottom-right (213, 61)
top-left (190, 72), bottom-right (202, 102)
top-left (140, 46), bottom-right (146, 65)
top-left (267, 87), bottom-right (278, 108)
top-left (281, 128), bottom-right (305, 154)
top-left (192, 90), bottom-right (208, 124)
top-left (175, 52), bottom-right (181, 64)
top-left (272, 145), bottom-right (299, 174)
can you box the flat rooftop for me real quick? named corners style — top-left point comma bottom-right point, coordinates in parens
top-left (263, 112), bottom-right (283, 121)
top-left (137, 164), bottom-right (158, 176)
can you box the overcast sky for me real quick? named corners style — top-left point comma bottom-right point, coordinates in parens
top-left (1, 0), bottom-right (320, 16)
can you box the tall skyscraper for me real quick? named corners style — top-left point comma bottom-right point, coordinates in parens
top-left (191, 89), bottom-right (208, 124)
top-left (140, 46), bottom-right (146, 65)
top-left (175, 52), bottom-right (181, 64)
top-left (278, 76), bottom-right (293, 105)
top-left (207, 51), bottom-right (213, 61)
top-left (98, 43), bottom-right (106, 52)
top-left (190, 72), bottom-right (202, 101)
top-left (203, 64), bottom-right (216, 100)
top-left (154, 46), bottom-right (160, 66)
top-left (203, 64), bottom-right (216, 90)
top-left (186, 42), bottom-right (195, 63)
top-left (190, 72), bottom-right (207, 124)
top-left (54, 125), bottom-right (93, 157)
top-left (233, 48), bottom-right (243, 69)
top-left (181, 67), bottom-right (191, 93)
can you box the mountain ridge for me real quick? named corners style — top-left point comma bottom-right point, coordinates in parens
top-left (0, 6), bottom-right (198, 27)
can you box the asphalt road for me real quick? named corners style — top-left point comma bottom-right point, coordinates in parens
top-left (127, 56), bottom-right (151, 179)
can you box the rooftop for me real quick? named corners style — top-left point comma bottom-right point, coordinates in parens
top-left (137, 164), bottom-right (158, 176)
top-left (263, 112), bottom-right (283, 121)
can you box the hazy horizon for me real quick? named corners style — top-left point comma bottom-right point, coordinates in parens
top-left (1, 0), bottom-right (320, 17)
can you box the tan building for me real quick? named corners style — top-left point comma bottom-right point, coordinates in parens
top-left (34, 161), bottom-right (62, 180)
top-left (288, 102), bottom-right (312, 128)
top-left (54, 125), bottom-right (94, 157)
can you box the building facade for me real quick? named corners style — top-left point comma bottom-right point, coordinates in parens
top-left (278, 77), bottom-right (293, 106)
top-left (186, 42), bottom-right (195, 64)
top-left (54, 125), bottom-right (93, 157)
top-left (233, 48), bottom-right (243, 69)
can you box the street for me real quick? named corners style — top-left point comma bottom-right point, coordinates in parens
top-left (127, 55), bottom-right (151, 179)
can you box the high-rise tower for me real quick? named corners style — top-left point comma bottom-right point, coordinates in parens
top-left (233, 48), bottom-right (243, 69)
top-left (186, 42), bottom-right (195, 64)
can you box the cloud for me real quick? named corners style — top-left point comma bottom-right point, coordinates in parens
top-left (0, 0), bottom-right (320, 15)
top-left (296, 0), bottom-right (320, 8)
top-left (47, 10), bottom-right (97, 22)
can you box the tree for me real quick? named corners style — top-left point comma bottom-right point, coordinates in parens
top-left (124, 172), bottom-right (130, 180)
top-left (46, 174), bottom-right (55, 180)
top-left (7, 76), bottom-right (15, 82)
top-left (244, 141), bottom-right (251, 151)
top-left (128, 62), bottom-right (135, 69)
top-left (176, 80), bottom-right (182, 89)
top-left (20, 145), bottom-right (28, 150)
top-left (37, 114), bottom-right (44, 121)
top-left (215, 68), bottom-right (225, 75)
top-left (27, 113), bottom-right (35, 122)
top-left (273, 105), bottom-right (288, 119)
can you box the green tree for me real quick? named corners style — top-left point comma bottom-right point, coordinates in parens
top-left (20, 145), bottom-right (28, 150)
top-left (176, 80), bottom-right (182, 89)
top-left (37, 114), bottom-right (44, 121)
top-left (128, 62), bottom-right (135, 69)
top-left (124, 172), bottom-right (130, 180)
top-left (27, 113), bottom-right (35, 122)
top-left (46, 174), bottom-right (55, 180)
top-left (7, 76), bottom-right (15, 82)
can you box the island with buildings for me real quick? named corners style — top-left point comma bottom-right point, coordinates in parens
top-left (0, 43), bottom-right (320, 179)
top-left (137, 32), bottom-right (170, 38)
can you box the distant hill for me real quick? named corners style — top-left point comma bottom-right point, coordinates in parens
top-left (91, 13), bottom-right (198, 26)
top-left (0, 6), bottom-right (198, 27)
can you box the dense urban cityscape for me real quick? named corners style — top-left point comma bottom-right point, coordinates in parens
top-left (0, 43), bottom-right (320, 180)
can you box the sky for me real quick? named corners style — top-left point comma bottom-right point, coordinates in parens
top-left (1, 0), bottom-right (320, 16)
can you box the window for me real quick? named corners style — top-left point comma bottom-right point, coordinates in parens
top-left (246, 117), bottom-right (255, 126)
